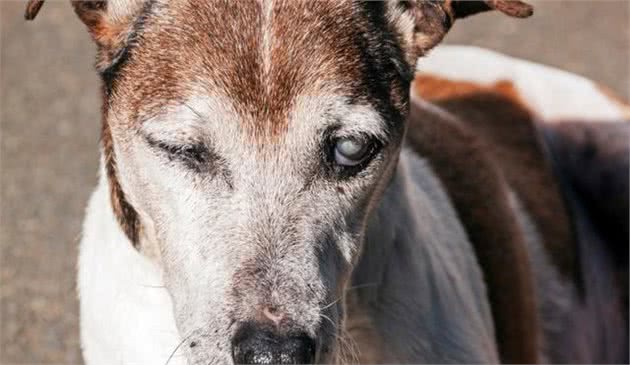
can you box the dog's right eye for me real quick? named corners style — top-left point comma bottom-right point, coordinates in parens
top-left (145, 136), bottom-right (212, 172)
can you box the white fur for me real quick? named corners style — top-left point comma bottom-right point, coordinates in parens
top-left (416, 45), bottom-right (626, 121)
top-left (79, 162), bottom-right (184, 365)
top-left (107, 0), bottom-right (146, 23)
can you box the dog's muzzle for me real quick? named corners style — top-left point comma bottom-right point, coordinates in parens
top-left (232, 323), bottom-right (316, 364)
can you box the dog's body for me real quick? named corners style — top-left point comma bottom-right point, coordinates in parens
top-left (76, 45), bottom-right (629, 364)
top-left (25, 1), bottom-right (628, 364)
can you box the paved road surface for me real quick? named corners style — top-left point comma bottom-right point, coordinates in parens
top-left (1, 1), bottom-right (628, 363)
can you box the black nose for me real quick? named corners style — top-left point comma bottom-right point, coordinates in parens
top-left (232, 323), bottom-right (315, 364)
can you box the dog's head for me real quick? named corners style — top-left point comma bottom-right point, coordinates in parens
top-left (26, 1), bottom-right (531, 363)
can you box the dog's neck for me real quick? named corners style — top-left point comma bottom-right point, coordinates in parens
top-left (347, 147), bottom-right (499, 363)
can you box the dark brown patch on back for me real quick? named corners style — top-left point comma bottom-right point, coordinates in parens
top-left (414, 75), bottom-right (578, 283)
top-left (405, 95), bottom-right (539, 364)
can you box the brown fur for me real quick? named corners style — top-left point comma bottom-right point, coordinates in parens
top-left (116, 0), bottom-right (383, 138)
top-left (24, 0), bottom-right (44, 20)
top-left (414, 75), bottom-right (578, 283)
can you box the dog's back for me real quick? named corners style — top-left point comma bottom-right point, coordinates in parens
top-left (410, 45), bottom-right (629, 363)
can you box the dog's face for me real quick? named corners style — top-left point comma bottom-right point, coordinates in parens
top-left (111, 3), bottom-right (410, 363)
top-left (26, 0), bottom-right (531, 363)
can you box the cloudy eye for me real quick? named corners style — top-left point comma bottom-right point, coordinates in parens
top-left (334, 137), bottom-right (372, 167)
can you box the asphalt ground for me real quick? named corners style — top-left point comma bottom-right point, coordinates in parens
top-left (1, 1), bottom-right (628, 363)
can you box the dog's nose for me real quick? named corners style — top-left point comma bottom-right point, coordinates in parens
top-left (232, 324), bottom-right (315, 364)
top-left (262, 306), bottom-right (284, 325)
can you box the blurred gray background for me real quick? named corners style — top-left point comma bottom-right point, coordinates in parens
top-left (1, 0), bottom-right (628, 363)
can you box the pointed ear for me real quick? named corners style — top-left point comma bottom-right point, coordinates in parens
top-left (386, 0), bottom-right (532, 61)
top-left (25, 0), bottom-right (146, 70)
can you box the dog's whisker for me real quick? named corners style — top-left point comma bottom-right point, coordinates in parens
top-left (334, 330), bottom-right (359, 365)
top-left (320, 297), bottom-right (342, 311)
top-left (346, 282), bottom-right (379, 291)
top-left (320, 282), bottom-right (380, 311)
top-left (318, 312), bottom-right (360, 364)
top-left (319, 312), bottom-right (336, 328)
top-left (164, 329), bottom-right (199, 365)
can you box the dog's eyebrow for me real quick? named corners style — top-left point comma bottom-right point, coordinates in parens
top-left (182, 102), bottom-right (207, 123)
top-left (140, 110), bottom-right (208, 145)
top-left (139, 94), bottom-right (230, 125)
top-left (330, 103), bottom-right (390, 142)
top-left (291, 94), bottom-right (390, 142)
top-left (138, 96), bottom-right (227, 143)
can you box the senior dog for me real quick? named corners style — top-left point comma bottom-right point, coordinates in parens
top-left (25, 1), bottom-right (628, 363)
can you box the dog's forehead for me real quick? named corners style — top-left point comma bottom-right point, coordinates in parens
top-left (116, 0), bottom-right (385, 136)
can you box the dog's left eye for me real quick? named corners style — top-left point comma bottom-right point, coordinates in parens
top-left (334, 137), bottom-right (371, 166)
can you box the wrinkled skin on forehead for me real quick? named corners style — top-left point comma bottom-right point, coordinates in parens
top-left (105, 0), bottom-right (411, 362)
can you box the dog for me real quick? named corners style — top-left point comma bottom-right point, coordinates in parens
top-left (25, 1), bottom-right (628, 364)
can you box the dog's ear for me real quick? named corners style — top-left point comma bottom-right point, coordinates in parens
top-left (387, 0), bottom-right (533, 61)
top-left (25, 0), bottom-right (146, 70)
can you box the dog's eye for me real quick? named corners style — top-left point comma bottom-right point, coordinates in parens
top-left (334, 138), bottom-right (371, 166)
top-left (163, 143), bottom-right (209, 167)
top-left (146, 136), bottom-right (211, 171)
